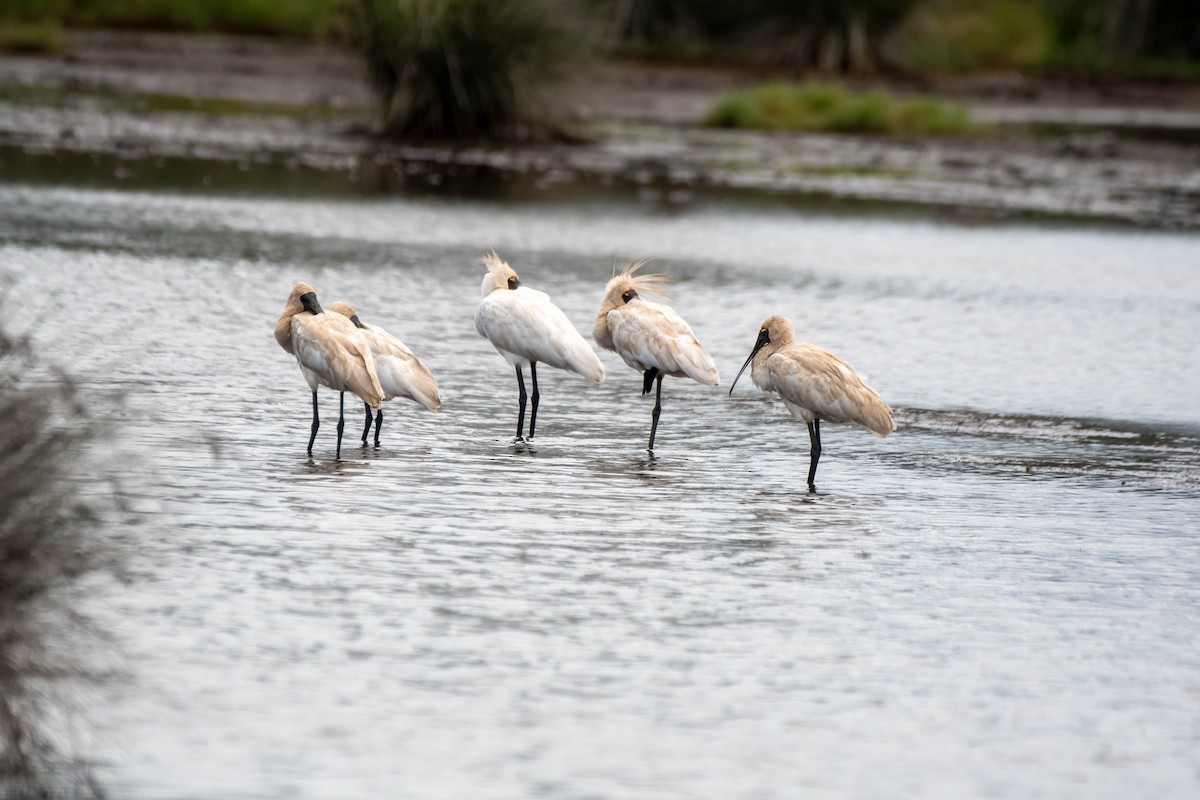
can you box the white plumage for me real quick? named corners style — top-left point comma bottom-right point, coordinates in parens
top-left (328, 301), bottom-right (440, 448)
top-left (474, 251), bottom-right (604, 440)
top-left (476, 290), bottom-right (606, 380)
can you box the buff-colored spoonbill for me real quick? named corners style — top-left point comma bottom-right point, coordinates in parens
top-left (328, 301), bottom-right (441, 448)
top-left (730, 315), bottom-right (894, 490)
top-left (593, 261), bottom-right (719, 451)
top-left (275, 282), bottom-right (385, 458)
top-left (475, 251), bottom-right (604, 441)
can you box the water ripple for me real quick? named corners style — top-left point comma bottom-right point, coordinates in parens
top-left (3, 182), bottom-right (1199, 799)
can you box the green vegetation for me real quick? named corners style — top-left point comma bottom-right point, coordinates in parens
top-left (75, 0), bottom-right (342, 38)
top-left (607, 0), bottom-right (920, 72)
top-left (708, 82), bottom-right (976, 136)
top-left (4, 0), bottom-right (1199, 143)
top-left (0, 19), bottom-right (66, 54)
top-left (1039, 55), bottom-right (1200, 82)
top-left (1035, 0), bottom-right (1200, 79)
top-left (4, 1), bottom-right (1198, 86)
top-left (0, 0), bottom-right (345, 39)
top-left (1044, 0), bottom-right (1200, 69)
top-left (896, 0), bottom-right (1051, 71)
top-left (357, 0), bottom-right (584, 140)
top-left (608, 0), bottom-right (1200, 78)
top-left (895, 0), bottom-right (1200, 76)
top-left (3, 0), bottom-right (1199, 81)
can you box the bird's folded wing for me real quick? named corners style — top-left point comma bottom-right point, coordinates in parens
top-left (364, 323), bottom-right (417, 358)
top-left (477, 291), bottom-right (603, 380)
top-left (768, 345), bottom-right (893, 432)
top-left (293, 316), bottom-right (385, 404)
top-left (374, 354), bottom-right (440, 409)
top-left (610, 303), bottom-right (719, 385)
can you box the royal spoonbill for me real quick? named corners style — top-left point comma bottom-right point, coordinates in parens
top-left (328, 301), bottom-right (441, 448)
top-left (593, 261), bottom-right (719, 451)
top-left (730, 315), bottom-right (894, 490)
top-left (275, 282), bottom-right (384, 458)
top-left (475, 251), bottom-right (604, 441)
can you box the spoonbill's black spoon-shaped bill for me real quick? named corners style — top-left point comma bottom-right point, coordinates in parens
top-left (730, 315), bottom-right (894, 490)
top-left (593, 260), bottom-right (719, 451)
top-left (328, 301), bottom-right (440, 449)
top-left (474, 251), bottom-right (604, 441)
top-left (274, 282), bottom-right (385, 459)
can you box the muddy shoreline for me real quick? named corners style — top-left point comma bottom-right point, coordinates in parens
top-left (2, 30), bottom-right (1199, 227)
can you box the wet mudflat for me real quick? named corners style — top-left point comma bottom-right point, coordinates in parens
top-left (2, 178), bottom-right (1199, 798)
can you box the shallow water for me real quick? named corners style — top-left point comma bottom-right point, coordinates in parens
top-left (2, 179), bottom-right (1199, 798)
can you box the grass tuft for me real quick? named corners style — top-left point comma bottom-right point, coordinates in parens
top-left (356, 0), bottom-right (587, 141)
top-left (707, 82), bottom-right (977, 136)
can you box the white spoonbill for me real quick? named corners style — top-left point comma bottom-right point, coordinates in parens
top-left (275, 282), bottom-right (385, 458)
top-left (328, 301), bottom-right (441, 448)
top-left (729, 315), bottom-right (894, 491)
top-left (475, 251), bottom-right (605, 441)
top-left (593, 260), bottom-right (719, 451)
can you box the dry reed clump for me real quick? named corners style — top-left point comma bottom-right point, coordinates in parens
top-left (0, 323), bottom-right (114, 799)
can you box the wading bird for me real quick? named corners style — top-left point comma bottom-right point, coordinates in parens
top-left (475, 251), bottom-right (604, 441)
top-left (275, 282), bottom-right (385, 459)
top-left (593, 261), bottom-right (719, 451)
top-left (730, 315), bottom-right (894, 490)
top-left (328, 301), bottom-right (440, 448)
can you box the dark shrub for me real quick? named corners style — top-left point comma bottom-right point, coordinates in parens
top-left (358, 0), bottom-right (587, 140)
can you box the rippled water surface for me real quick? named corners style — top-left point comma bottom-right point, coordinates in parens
top-left (2, 179), bottom-right (1199, 798)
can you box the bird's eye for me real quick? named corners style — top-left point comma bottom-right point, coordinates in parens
top-left (759, 328), bottom-right (766, 334)
top-left (622, 292), bottom-right (631, 302)
top-left (507, 276), bottom-right (520, 290)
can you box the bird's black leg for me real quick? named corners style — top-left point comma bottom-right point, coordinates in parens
top-left (361, 403), bottom-right (373, 445)
top-left (335, 391), bottom-right (346, 459)
top-left (648, 373), bottom-right (664, 451)
top-left (333, 391), bottom-right (348, 460)
top-left (641, 367), bottom-right (659, 396)
top-left (373, 408), bottom-right (383, 449)
top-left (307, 390), bottom-right (320, 456)
top-left (806, 419), bottom-right (822, 491)
top-left (528, 362), bottom-right (540, 440)
top-left (515, 366), bottom-right (527, 441)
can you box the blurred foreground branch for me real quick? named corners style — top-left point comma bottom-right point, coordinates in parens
top-left (0, 314), bottom-right (115, 799)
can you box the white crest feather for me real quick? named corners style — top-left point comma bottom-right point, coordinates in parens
top-left (481, 249), bottom-right (512, 275)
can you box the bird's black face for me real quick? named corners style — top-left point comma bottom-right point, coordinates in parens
top-left (729, 327), bottom-right (770, 395)
top-left (348, 314), bottom-right (365, 329)
top-left (621, 289), bottom-right (638, 304)
top-left (507, 276), bottom-right (521, 290)
top-left (300, 291), bottom-right (323, 315)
